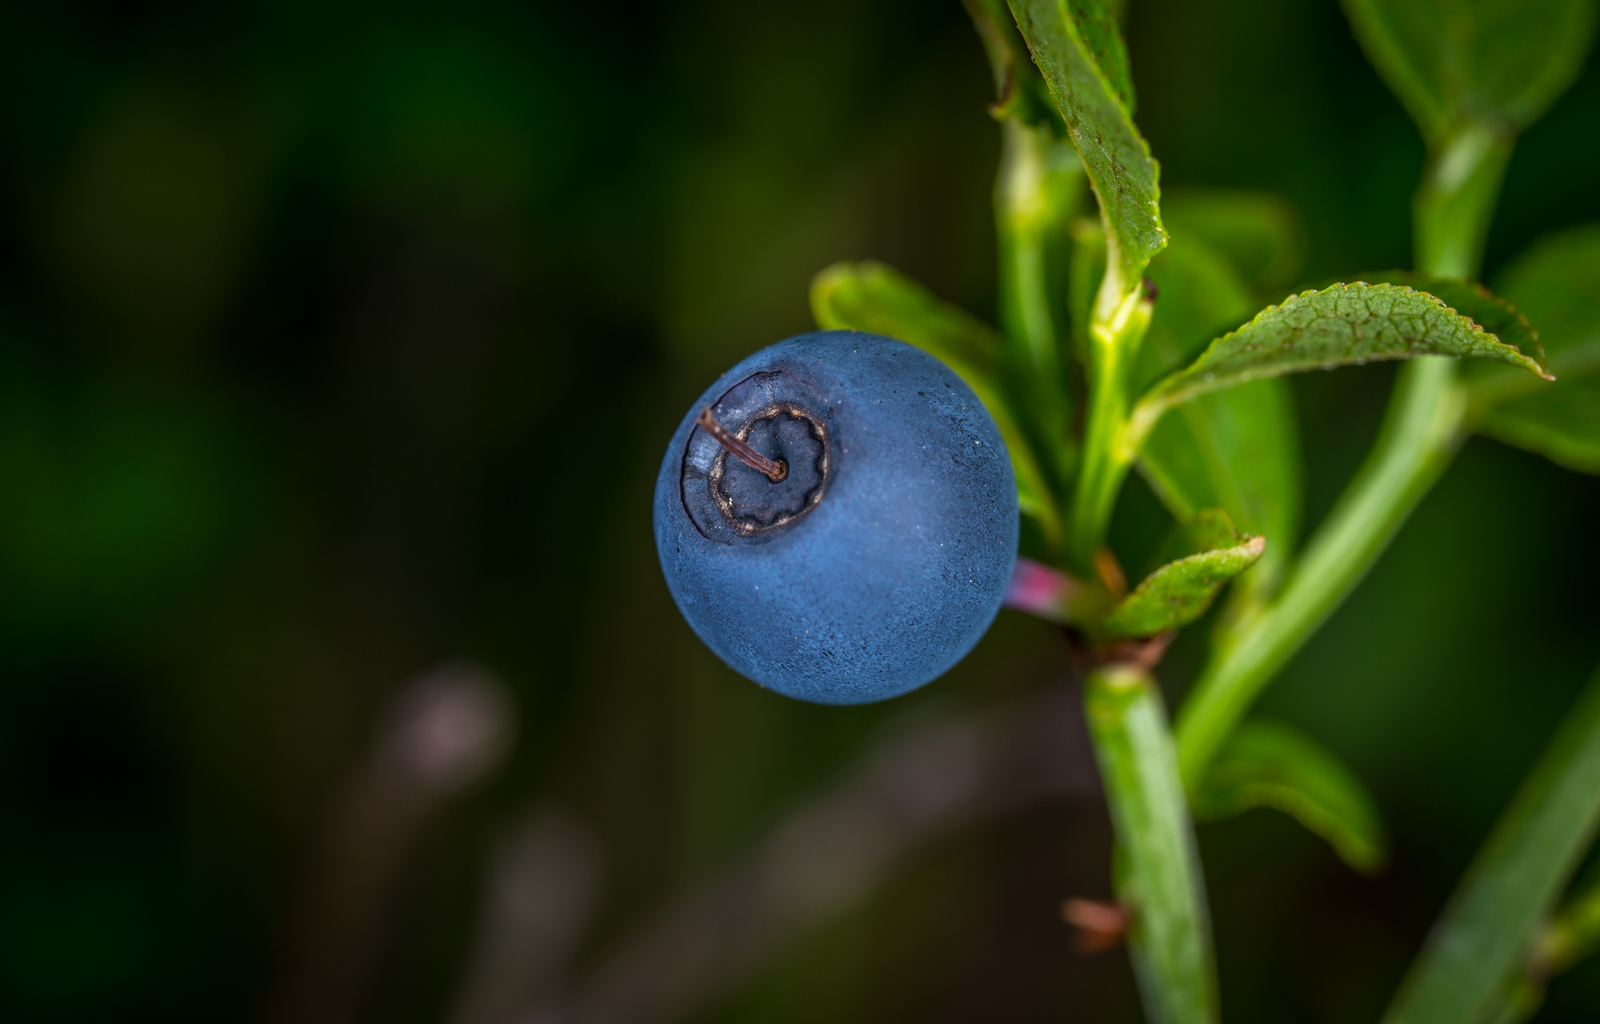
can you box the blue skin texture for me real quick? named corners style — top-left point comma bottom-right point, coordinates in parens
top-left (653, 330), bottom-right (1019, 704)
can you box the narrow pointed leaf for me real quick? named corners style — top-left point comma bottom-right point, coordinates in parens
top-left (1382, 664), bottom-right (1600, 1024)
top-left (1343, 0), bottom-right (1597, 145)
top-left (1102, 532), bottom-right (1264, 638)
top-left (1008, 0), bottom-right (1166, 298)
top-left (1192, 719), bottom-right (1387, 875)
top-left (1471, 224), bottom-right (1600, 474)
top-left (1130, 282), bottom-right (1551, 445)
top-left (810, 262), bottom-right (1061, 534)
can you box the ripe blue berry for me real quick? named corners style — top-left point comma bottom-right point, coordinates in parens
top-left (653, 330), bottom-right (1019, 704)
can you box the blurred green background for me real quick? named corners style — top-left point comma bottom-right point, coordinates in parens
top-left (1, 1), bottom-right (1599, 1022)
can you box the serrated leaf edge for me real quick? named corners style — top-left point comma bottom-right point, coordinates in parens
top-left (1009, 0), bottom-right (1167, 293)
top-left (1101, 534), bottom-right (1265, 637)
top-left (1128, 281), bottom-right (1553, 449)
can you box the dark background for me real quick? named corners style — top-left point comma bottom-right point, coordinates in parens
top-left (1, 1), bottom-right (1599, 1022)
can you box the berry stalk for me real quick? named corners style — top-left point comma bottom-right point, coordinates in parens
top-left (1175, 120), bottom-right (1506, 788)
top-left (696, 407), bottom-right (788, 483)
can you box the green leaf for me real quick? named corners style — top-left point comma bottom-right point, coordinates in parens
top-left (1323, 271), bottom-right (1543, 361)
top-left (1478, 377), bottom-right (1600, 474)
top-left (812, 261), bottom-right (1000, 375)
top-left (1471, 224), bottom-right (1600, 473)
top-left (1161, 188), bottom-right (1306, 300)
top-left (1064, 0), bottom-right (1134, 112)
top-left (1102, 529), bottom-right (1265, 638)
top-left (969, 1), bottom-right (1089, 510)
top-left (1135, 229), bottom-right (1260, 391)
top-left (1086, 665), bottom-right (1219, 1024)
top-left (992, 124), bottom-right (1086, 500)
top-left (1381, 664), bottom-right (1600, 1024)
top-left (1127, 229), bottom-right (1302, 593)
top-left (1144, 508), bottom-right (1247, 571)
top-left (1141, 385), bottom-right (1300, 593)
top-left (1007, 0), bottom-right (1166, 303)
top-left (1492, 224), bottom-right (1600, 380)
top-left (1344, 0), bottom-right (1594, 276)
top-left (1129, 282), bottom-right (1552, 446)
top-left (1342, 0), bottom-right (1597, 145)
top-left (1192, 719), bottom-right (1388, 875)
top-left (810, 261), bottom-right (1063, 541)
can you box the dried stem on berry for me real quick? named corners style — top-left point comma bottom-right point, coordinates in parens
top-left (697, 407), bottom-right (788, 482)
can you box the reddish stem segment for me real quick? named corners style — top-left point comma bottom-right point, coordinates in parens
top-left (697, 407), bottom-right (788, 482)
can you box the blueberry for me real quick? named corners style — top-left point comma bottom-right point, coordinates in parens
top-left (653, 330), bottom-right (1019, 704)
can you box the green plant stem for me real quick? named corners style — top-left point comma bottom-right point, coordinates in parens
top-left (1380, 665), bottom-right (1600, 1024)
top-left (1068, 286), bottom-right (1152, 572)
top-left (1086, 663), bottom-right (1218, 1024)
top-left (1474, 842), bottom-right (1600, 1023)
top-left (996, 118), bottom-right (1084, 494)
top-left (1176, 355), bottom-right (1467, 784)
top-left (1414, 122), bottom-right (1514, 281)
top-left (1174, 123), bottom-right (1508, 786)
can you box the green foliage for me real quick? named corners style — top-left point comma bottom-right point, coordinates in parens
top-left (810, 261), bottom-right (1062, 544)
top-left (1161, 188), bottom-right (1306, 300)
top-left (1129, 282), bottom-right (1551, 447)
top-left (1344, 0), bottom-right (1596, 275)
top-left (992, 125), bottom-right (1086, 500)
top-left (1477, 378), bottom-right (1600, 473)
top-left (1067, 216), bottom-right (1108, 358)
top-left (1192, 719), bottom-right (1388, 875)
top-left (1135, 228), bottom-right (1259, 389)
top-left (1085, 665), bottom-right (1218, 1024)
top-left (1102, 523), bottom-right (1264, 639)
top-left (811, 260), bottom-right (1000, 376)
top-left (1143, 507), bottom-right (1248, 571)
top-left (1486, 874), bottom-right (1600, 1022)
top-left (1007, 0), bottom-right (1166, 304)
top-left (1139, 384), bottom-right (1299, 595)
top-left (1135, 219), bottom-right (1302, 591)
top-left (1064, 0), bottom-right (1135, 112)
top-left (1342, 0), bottom-right (1597, 145)
top-left (1490, 224), bottom-right (1600, 381)
top-left (1471, 224), bottom-right (1600, 473)
top-left (1382, 665), bottom-right (1600, 1024)
top-left (1331, 271), bottom-right (1544, 361)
